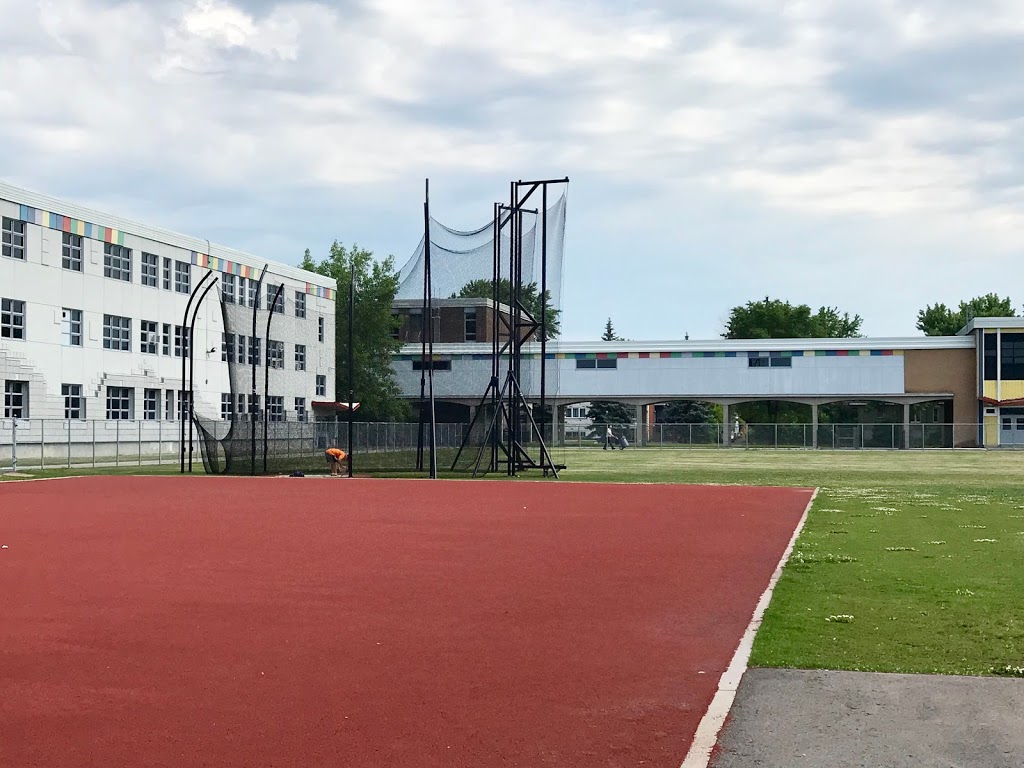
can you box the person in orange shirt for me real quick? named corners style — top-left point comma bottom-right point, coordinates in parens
top-left (324, 447), bottom-right (347, 476)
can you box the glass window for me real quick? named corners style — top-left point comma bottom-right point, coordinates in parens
top-left (103, 314), bottom-right (131, 351)
top-left (162, 323), bottom-right (171, 356)
top-left (268, 340), bottom-right (284, 369)
top-left (165, 389), bottom-right (175, 421)
top-left (318, 316), bottom-right (325, 343)
top-left (295, 397), bottom-right (307, 422)
top-left (412, 360), bottom-right (452, 371)
top-left (140, 320), bottom-right (158, 354)
top-left (2, 217), bottom-right (26, 260)
top-left (105, 386), bottom-right (132, 420)
top-left (267, 395), bottom-right (285, 422)
top-left (221, 333), bottom-right (235, 363)
top-left (748, 357), bottom-right (770, 368)
top-left (575, 359), bottom-right (596, 369)
top-left (162, 257), bottom-right (172, 290)
top-left (103, 243), bottom-right (131, 281)
top-left (62, 383), bottom-right (84, 419)
top-left (596, 358), bottom-right (617, 369)
top-left (61, 308), bottom-right (82, 346)
top-left (174, 325), bottom-right (189, 358)
top-left (144, 389), bottom-right (160, 421)
top-left (295, 344), bottom-right (306, 371)
top-left (174, 260), bottom-right (191, 294)
top-left (141, 252), bottom-right (158, 287)
top-left (63, 233), bottom-right (84, 272)
top-left (236, 334), bottom-right (247, 364)
top-left (248, 279), bottom-right (260, 309)
top-left (770, 357), bottom-right (793, 368)
top-left (267, 284), bottom-right (284, 314)
top-left (295, 291), bottom-right (306, 318)
top-left (4, 380), bottom-right (28, 417)
top-left (1000, 333), bottom-right (1024, 381)
top-left (984, 332), bottom-right (997, 381)
top-left (221, 393), bottom-right (234, 421)
top-left (315, 375), bottom-right (327, 397)
top-left (1, 298), bottom-right (26, 340)
top-left (177, 391), bottom-right (191, 421)
top-left (248, 336), bottom-right (261, 366)
top-left (222, 273), bottom-right (236, 304)
top-left (465, 308), bottom-right (477, 341)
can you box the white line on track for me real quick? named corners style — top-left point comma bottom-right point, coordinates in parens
top-left (678, 487), bottom-right (819, 768)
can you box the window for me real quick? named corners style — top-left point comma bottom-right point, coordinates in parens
top-left (237, 393), bottom-right (247, 419)
top-left (1002, 417), bottom-right (1012, 430)
top-left (141, 252), bottom-right (158, 287)
top-left (165, 389), bottom-right (175, 421)
top-left (390, 312), bottom-right (400, 340)
top-left (177, 391), bottom-right (191, 421)
top-left (247, 394), bottom-right (260, 420)
top-left (220, 393), bottom-right (234, 421)
top-left (318, 316), bottom-right (325, 343)
top-left (174, 325), bottom-right (189, 358)
top-left (62, 384), bottom-right (84, 419)
top-left (144, 389), bottom-right (160, 421)
top-left (105, 386), bottom-right (132, 420)
top-left (575, 358), bottom-right (616, 369)
top-left (1001, 333), bottom-right (1024, 381)
top-left (295, 291), bottom-right (306, 318)
top-left (267, 284), bottom-right (284, 313)
top-left (162, 257), bottom-right (172, 290)
top-left (576, 359), bottom-right (595, 369)
top-left (2, 217), bottom-right (26, 260)
top-left (748, 355), bottom-right (792, 368)
top-left (771, 357), bottom-right (792, 368)
top-left (63, 233), bottom-right (84, 272)
top-left (174, 260), bottom-right (191, 294)
top-left (295, 397), bottom-right (307, 422)
top-left (248, 279), bottom-right (260, 309)
top-left (103, 243), bottom-right (131, 282)
top-left (597, 359), bottom-right (617, 369)
top-left (465, 308), bottom-right (477, 341)
top-left (412, 360), bottom-right (452, 371)
top-left (221, 333), bottom-right (235, 363)
top-left (162, 323), bottom-right (171, 356)
top-left (61, 308), bottom-right (82, 346)
top-left (295, 343), bottom-right (306, 371)
top-left (748, 357), bottom-right (770, 368)
top-left (1, 298), bottom-right (26, 340)
top-left (140, 320), bottom-right (158, 354)
top-left (236, 334), bottom-right (247, 364)
top-left (103, 314), bottom-right (131, 351)
top-left (267, 395), bottom-right (285, 422)
top-left (316, 375), bottom-right (327, 397)
top-left (248, 336), bottom-right (261, 366)
top-left (222, 273), bottom-right (236, 304)
top-left (4, 381), bottom-right (28, 417)
top-left (268, 340), bottom-right (284, 369)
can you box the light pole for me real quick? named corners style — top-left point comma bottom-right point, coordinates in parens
top-left (347, 259), bottom-right (356, 478)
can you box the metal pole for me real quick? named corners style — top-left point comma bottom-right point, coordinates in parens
top-left (181, 271), bottom-right (213, 472)
top-left (188, 274), bottom-right (218, 472)
top-left (67, 419), bottom-right (71, 468)
top-left (40, 420), bottom-right (44, 469)
top-left (264, 283), bottom-right (285, 474)
top-left (11, 418), bottom-right (17, 473)
top-left (347, 256), bottom-right (355, 478)
top-left (539, 183), bottom-right (548, 462)
top-left (425, 179), bottom-right (437, 479)
top-left (251, 265), bottom-right (268, 476)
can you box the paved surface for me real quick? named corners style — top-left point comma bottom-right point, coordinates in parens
top-left (712, 668), bottom-right (1024, 767)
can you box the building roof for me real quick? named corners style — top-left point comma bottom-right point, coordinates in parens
top-left (392, 297), bottom-right (515, 313)
top-left (407, 336), bottom-right (976, 355)
top-left (0, 181), bottom-right (334, 290)
top-left (960, 317), bottom-right (1024, 334)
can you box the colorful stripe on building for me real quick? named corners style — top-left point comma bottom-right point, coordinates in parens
top-left (19, 204), bottom-right (126, 246)
top-left (397, 349), bottom-right (903, 362)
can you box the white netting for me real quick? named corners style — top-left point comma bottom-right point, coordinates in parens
top-left (395, 193), bottom-right (567, 309)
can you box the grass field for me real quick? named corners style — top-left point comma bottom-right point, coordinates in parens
top-left (5, 447), bottom-right (1023, 676)
top-left (557, 448), bottom-right (1024, 676)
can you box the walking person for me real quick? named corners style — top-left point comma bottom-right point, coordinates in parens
top-left (604, 426), bottom-right (614, 450)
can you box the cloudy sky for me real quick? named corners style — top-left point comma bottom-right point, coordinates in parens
top-left (2, 0), bottom-right (1023, 340)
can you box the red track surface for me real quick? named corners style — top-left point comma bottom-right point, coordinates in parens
top-left (0, 477), bottom-right (811, 767)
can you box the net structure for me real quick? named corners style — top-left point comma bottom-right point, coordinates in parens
top-left (194, 272), bottom-right (331, 476)
top-left (395, 186), bottom-right (568, 476)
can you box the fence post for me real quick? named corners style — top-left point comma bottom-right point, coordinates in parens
top-left (11, 418), bottom-right (17, 472)
top-left (40, 419), bottom-right (45, 469)
top-left (92, 420), bottom-right (96, 467)
top-left (67, 420), bottom-right (72, 468)
top-left (138, 421), bottom-right (143, 466)
top-left (158, 420), bottom-right (162, 465)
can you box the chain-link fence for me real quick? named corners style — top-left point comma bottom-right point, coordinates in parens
top-left (0, 418), bottom-right (469, 473)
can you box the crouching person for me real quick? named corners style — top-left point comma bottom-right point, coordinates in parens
top-left (324, 447), bottom-right (347, 476)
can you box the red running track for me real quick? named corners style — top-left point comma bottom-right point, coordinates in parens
top-left (0, 477), bottom-right (812, 767)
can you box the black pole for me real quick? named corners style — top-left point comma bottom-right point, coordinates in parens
top-left (424, 179), bottom-right (437, 478)
top-left (491, 201), bottom-right (500, 473)
top-left (416, 182), bottom-right (430, 472)
top-left (180, 271), bottom-right (213, 473)
top-left (251, 265), bottom-right (268, 476)
top-left (263, 283), bottom-right (285, 474)
top-left (347, 256), bottom-right (355, 478)
top-left (187, 273), bottom-right (218, 472)
top-left (539, 183), bottom-right (548, 458)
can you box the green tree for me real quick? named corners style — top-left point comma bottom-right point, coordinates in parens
top-left (661, 400), bottom-right (720, 424)
top-left (300, 244), bottom-right (409, 421)
top-left (916, 294), bottom-right (1016, 336)
top-left (454, 278), bottom-right (560, 340)
top-left (723, 297), bottom-right (863, 339)
top-left (587, 318), bottom-right (632, 434)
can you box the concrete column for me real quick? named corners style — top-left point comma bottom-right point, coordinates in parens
top-left (635, 404), bottom-right (644, 446)
top-left (722, 403), bottom-right (731, 447)
top-left (903, 402), bottom-right (911, 450)
top-left (551, 402), bottom-right (560, 448)
top-left (812, 403), bottom-right (819, 449)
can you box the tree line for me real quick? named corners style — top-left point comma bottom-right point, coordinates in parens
top-left (300, 242), bottom-right (1018, 423)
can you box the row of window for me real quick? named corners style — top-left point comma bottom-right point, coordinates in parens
top-left (983, 333), bottom-right (1024, 381)
top-left (219, 394), bottom-right (308, 422)
top-left (2, 218), bottom-right (322, 324)
top-left (2, 379), bottom-right (327, 419)
top-left (2, 299), bottom-right (324, 354)
top-left (395, 308), bottom-right (478, 341)
top-left (221, 334), bottom-right (312, 370)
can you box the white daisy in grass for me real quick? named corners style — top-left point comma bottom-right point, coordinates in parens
top-left (885, 546), bottom-right (917, 552)
top-left (826, 615), bottom-right (854, 623)
top-left (959, 524), bottom-right (987, 529)
top-left (993, 665), bottom-right (1024, 677)
top-left (955, 588), bottom-right (975, 596)
top-left (925, 541), bottom-right (947, 545)
top-left (871, 507), bottom-right (899, 513)
top-left (973, 539), bottom-right (997, 543)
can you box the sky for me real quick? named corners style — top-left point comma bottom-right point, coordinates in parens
top-left (2, 0), bottom-right (1023, 341)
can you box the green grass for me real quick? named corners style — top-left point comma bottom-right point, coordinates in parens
top-left (5, 446), bottom-right (1023, 675)
top-left (0, 464), bottom-right (185, 481)
top-left (555, 448), bottom-right (1024, 676)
